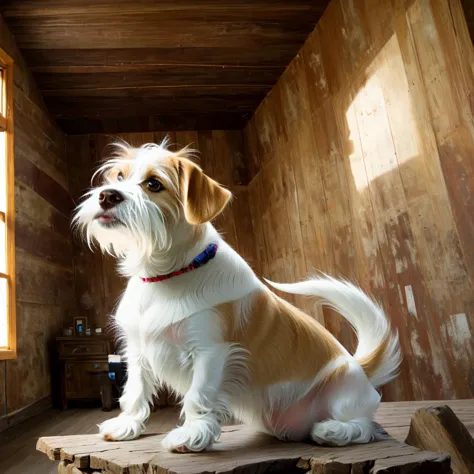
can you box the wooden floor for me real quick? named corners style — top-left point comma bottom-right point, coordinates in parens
top-left (0, 400), bottom-right (473, 474)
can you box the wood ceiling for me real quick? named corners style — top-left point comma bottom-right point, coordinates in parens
top-left (0, 1), bottom-right (330, 134)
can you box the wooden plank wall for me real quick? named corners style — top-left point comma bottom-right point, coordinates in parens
top-left (67, 130), bottom-right (256, 331)
top-left (244, 0), bottom-right (474, 401)
top-left (0, 14), bottom-right (74, 423)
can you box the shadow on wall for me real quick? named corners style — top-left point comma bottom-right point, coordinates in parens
top-left (244, 0), bottom-right (474, 402)
top-left (343, 33), bottom-right (474, 402)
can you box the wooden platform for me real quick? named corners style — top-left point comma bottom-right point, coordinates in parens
top-left (38, 424), bottom-right (449, 474)
top-left (34, 400), bottom-right (474, 474)
top-left (0, 399), bottom-right (464, 474)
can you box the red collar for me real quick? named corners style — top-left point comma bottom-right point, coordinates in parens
top-left (140, 243), bottom-right (218, 283)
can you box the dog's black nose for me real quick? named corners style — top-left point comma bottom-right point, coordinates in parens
top-left (99, 190), bottom-right (124, 210)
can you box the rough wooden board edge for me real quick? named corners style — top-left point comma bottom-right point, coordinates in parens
top-left (38, 425), bottom-right (452, 474)
top-left (57, 453), bottom-right (452, 474)
top-left (36, 436), bottom-right (62, 461)
top-left (405, 405), bottom-right (474, 474)
top-left (308, 452), bottom-right (451, 474)
top-left (62, 448), bottom-right (90, 469)
top-left (58, 461), bottom-right (104, 474)
top-left (372, 451), bottom-right (451, 473)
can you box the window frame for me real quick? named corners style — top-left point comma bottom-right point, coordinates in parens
top-left (0, 47), bottom-right (16, 360)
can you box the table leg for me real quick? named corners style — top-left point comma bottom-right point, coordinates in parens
top-left (99, 373), bottom-right (113, 411)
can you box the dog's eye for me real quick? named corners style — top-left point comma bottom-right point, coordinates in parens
top-left (146, 178), bottom-right (164, 193)
top-left (117, 172), bottom-right (124, 182)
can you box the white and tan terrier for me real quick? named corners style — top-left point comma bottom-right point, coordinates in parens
top-left (74, 141), bottom-right (401, 452)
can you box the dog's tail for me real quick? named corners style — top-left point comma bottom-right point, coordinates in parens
top-left (265, 276), bottom-right (401, 388)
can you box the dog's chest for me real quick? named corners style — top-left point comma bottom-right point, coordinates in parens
top-left (139, 333), bottom-right (193, 394)
top-left (116, 287), bottom-right (194, 387)
top-left (116, 281), bottom-right (174, 334)
top-left (117, 294), bottom-right (186, 352)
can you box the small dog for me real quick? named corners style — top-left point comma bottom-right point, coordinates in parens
top-left (74, 141), bottom-right (401, 452)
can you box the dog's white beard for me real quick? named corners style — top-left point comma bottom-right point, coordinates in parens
top-left (73, 190), bottom-right (180, 277)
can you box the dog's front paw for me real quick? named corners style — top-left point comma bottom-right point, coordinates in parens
top-left (162, 418), bottom-right (220, 453)
top-left (99, 414), bottom-right (145, 441)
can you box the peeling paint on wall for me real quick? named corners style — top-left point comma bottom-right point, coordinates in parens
top-left (442, 313), bottom-right (472, 360)
top-left (405, 238), bottom-right (417, 265)
top-left (396, 256), bottom-right (408, 274)
top-left (397, 285), bottom-right (404, 305)
top-left (404, 285), bottom-right (418, 318)
top-left (410, 331), bottom-right (426, 358)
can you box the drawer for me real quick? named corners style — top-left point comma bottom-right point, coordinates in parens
top-left (65, 360), bottom-right (109, 399)
top-left (60, 341), bottom-right (108, 358)
top-left (65, 360), bottom-right (108, 375)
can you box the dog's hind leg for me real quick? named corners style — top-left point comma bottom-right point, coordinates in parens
top-left (310, 362), bottom-right (380, 446)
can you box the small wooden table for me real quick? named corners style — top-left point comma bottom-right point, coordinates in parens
top-left (37, 423), bottom-right (449, 473)
top-left (56, 336), bottom-right (113, 410)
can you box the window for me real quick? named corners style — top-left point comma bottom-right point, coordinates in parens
top-left (0, 48), bottom-right (15, 360)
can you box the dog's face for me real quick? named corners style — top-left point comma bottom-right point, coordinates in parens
top-left (73, 142), bottom-right (231, 259)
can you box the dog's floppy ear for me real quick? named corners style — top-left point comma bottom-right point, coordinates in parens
top-left (179, 158), bottom-right (232, 225)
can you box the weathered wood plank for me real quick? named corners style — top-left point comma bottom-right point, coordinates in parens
top-left (15, 214), bottom-right (73, 268)
top-left (35, 67), bottom-right (277, 91)
top-left (59, 114), bottom-right (247, 136)
top-left (349, 49), bottom-right (433, 400)
top-left (247, 179), bottom-right (267, 276)
top-left (36, 423), bottom-right (449, 474)
top-left (15, 156), bottom-right (71, 217)
top-left (296, 30), bottom-right (332, 282)
top-left (16, 249), bottom-right (74, 306)
top-left (22, 47), bottom-right (302, 69)
top-left (229, 188), bottom-right (258, 270)
top-left (211, 130), bottom-right (248, 186)
top-left (242, 118), bottom-right (263, 179)
top-left (278, 57), bottom-right (313, 293)
top-left (44, 93), bottom-right (265, 120)
top-left (406, 405), bottom-right (474, 474)
top-left (15, 111), bottom-right (68, 190)
top-left (1, 1), bottom-right (326, 20)
top-left (6, 303), bottom-right (63, 413)
top-left (256, 144), bottom-right (296, 304)
top-left (3, 13), bottom-right (320, 50)
top-left (13, 86), bottom-right (65, 149)
top-left (15, 181), bottom-right (71, 238)
top-left (311, 99), bottom-right (356, 350)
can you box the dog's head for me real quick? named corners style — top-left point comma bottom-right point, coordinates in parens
top-left (73, 141), bottom-right (231, 263)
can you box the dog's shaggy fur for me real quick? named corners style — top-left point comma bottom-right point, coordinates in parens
top-left (73, 141), bottom-right (401, 452)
